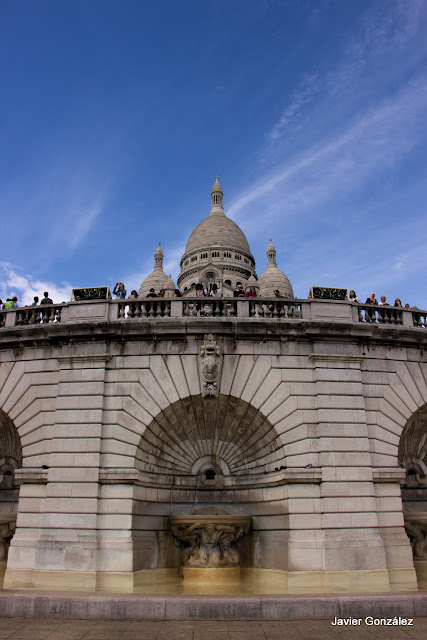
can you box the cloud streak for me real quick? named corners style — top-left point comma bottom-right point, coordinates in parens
top-left (0, 261), bottom-right (72, 306)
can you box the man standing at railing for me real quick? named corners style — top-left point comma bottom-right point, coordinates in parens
top-left (40, 291), bottom-right (53, 305)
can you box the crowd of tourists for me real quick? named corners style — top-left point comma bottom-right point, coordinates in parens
top-left (348, 291), bottom-right (419, 309)
top-left (113, 282), bottom-right (287, 300)
top-left (0, 286), bottom-right (420, 310)
top-left (0, 292), bottom-right (53, 310)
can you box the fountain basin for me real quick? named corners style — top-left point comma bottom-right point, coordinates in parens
top-left (170, 514), bottom-right (251, 586)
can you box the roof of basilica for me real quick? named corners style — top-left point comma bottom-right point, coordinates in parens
top-left (183, 178), bottom-right (252, 256)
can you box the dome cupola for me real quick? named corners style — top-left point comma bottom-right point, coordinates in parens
top-left (258, 239), bottom-right (293, 298)
top-left (178, 177), bottom-right (257, 296)
top-left (139, 243), bottom-right (175, 297)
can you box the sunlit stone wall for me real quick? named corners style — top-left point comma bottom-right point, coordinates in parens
top-left (0, 299), bottom-right (425, 590)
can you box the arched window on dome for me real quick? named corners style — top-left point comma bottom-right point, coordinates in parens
top-left (236, 281), bottom-right (242, 287)
top-left (224, 252), bottom-right (232, 259)
top-left (212, 251), bottom-right (220, 258)
top-left (204, 272), bottom-right (217, 289)
top-left (224, 280), bottom-right (232, 287)
top-left (235, 254), bottom-right (242, 261)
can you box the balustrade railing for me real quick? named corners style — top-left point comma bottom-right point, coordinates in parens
top-left (413, 310), bottom-right (427, 328)
top-left (15, 305), bottom-right (62, 325)
top-left (183, 299), bottom-right (237, 317)
top-left (1, 299), bottom-right (425, 328)
top-left (117, 299), bottom-right (171, 319)
top-left (249, 300), bottom-right (301, 318)
top-left (358, 304), bottom-right (403, 325)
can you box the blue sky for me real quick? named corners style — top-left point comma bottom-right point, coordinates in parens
top-left (1, 0), bottom-right (426, 308)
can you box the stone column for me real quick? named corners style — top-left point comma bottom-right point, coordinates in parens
top-left (287, 351), bottom-right (417, 591)
top-left (5, 350), bottom-right (110, 589)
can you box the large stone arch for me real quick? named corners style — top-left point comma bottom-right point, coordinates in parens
top-left (134, 393), bottom-right (284, 475)
top-left (0, 409), bottom-right (22, 472)
top-left (0, 409), bottom-right (22, 563)
top-left (398, 403), bottom-right (427, 477)
top-left (398, 404), bottom-right (427, 587)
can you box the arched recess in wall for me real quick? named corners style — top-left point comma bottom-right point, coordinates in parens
top-left (398, 403), bottom-right (427, 484)
top-left (0, 409), bottom-right (22, 559)
top-left (134, 394), bottom-right (285, 475)
top-left (398, 403), bottom-right (427, 565)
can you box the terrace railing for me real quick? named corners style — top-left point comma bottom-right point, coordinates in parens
top-left (1, 298), bottom-right (425, 329)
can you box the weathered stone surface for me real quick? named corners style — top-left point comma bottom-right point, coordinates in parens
top-left (0, 298), bottom-right (426, 590)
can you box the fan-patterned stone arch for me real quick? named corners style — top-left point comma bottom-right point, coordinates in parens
top-left (398, 404), bottom-right (427, 476)
top-left (363, 359), bottom-right (427, 468)
top-left (0, 409), bottom-right (22, 471)
top-left (135, 394), bottom-right (285, 475)
top-left (0, 409), bottom-right (22, 527)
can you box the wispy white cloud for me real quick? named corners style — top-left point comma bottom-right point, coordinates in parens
top-left (229, 81), bottom-right (426, 227)
top-left (0, 262), bottom-right (72, 306)
top-left (266, 74), bottom-right (318, 144)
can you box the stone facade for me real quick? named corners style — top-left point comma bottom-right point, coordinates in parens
top-left (0, 298), bottom-right (426, 591)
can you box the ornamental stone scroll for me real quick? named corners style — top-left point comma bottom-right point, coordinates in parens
top-left (198, 334), bottom-right (222, 397)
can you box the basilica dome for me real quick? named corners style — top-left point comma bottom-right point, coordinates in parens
top-left (185, 215), bottom-right (251, 255)
top-left (178, 178), bottom-right (256, 296)
top-left (184, 180), bottom-right (251, 255)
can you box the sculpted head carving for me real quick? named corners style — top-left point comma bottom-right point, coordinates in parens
top-left (199, 334), bottom-right (222, 397)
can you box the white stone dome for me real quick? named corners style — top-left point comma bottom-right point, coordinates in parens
top-left (184, 215), bottom-right (251, 255)
top-left (258, 239), bottom-right (294, 298)
top-left (139, 243), bottom-right (172, 297)
top-left (178, 178), bottom-right (256, 295)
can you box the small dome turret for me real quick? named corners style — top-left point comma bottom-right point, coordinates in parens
top-left (139, 243), bottom-right (171, 297)
top-left (258, 239), bottom-right (293, 298)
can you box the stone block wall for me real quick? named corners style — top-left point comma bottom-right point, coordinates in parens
top-left (0, 308), bottom-right (425, 589)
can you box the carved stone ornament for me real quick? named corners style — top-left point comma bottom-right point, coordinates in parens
top-left (404, 513), bottom-right (427, 560)
top-left (170, 515), bottom-right (251, 568)
top-left (199, 334), bottom-right (222, 397)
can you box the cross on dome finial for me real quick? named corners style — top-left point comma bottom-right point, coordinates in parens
top-left (215, 175), bottom-right (219, 181)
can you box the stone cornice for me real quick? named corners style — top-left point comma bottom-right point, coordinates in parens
top-left (373, 468), bottom-right (406, 483)
top-left (99, 467), bottom-right (322, 488)
top-left (57, 353), bottom-right (111, 368)
top-left (309, 353), bottom-right (365, 362)
top-left (15, 469), bottom-right (48, 484)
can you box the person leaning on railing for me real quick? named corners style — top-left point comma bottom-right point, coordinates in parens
top-left (364, 293), bottom-right (378, 322)
top-left (348, 290), bottom-right (360, 303)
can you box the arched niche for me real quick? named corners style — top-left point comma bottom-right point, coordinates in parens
top-left (398, 404), bottom-right (427, 486)
top-left (135, 394), bottom-right (284, 476)
top-left (0, 410), bottom-right (22, 561)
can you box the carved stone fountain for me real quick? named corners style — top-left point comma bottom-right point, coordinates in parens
top-left (170, 514), bottom-right (251, 585)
